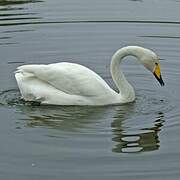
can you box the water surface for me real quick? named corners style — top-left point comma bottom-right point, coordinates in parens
top-left (0, 0), bottom-right (180, 179)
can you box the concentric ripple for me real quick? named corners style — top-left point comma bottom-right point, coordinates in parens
top-left (0, 87), bottom-right (175, 154)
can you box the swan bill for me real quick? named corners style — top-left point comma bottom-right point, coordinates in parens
top-left (153, 63), bottom-right (164, 86)
top-left (153, 72), bottom-right (165, 86)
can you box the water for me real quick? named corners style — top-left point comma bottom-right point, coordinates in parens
top-left (0, 0), bottom-right (180, 179)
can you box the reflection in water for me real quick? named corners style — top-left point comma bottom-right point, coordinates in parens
top-left (19, 101), bottom-right (165, 153)
top-left (111, 108), bottom-right (164, 153)
top-left (0, 89), bottom-right (165, 153)
top-left (0, 89), bottom-right (107, 132)
top-left (19, 105), bottom-right (107, 132)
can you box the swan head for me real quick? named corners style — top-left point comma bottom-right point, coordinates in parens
top-left (139, 48), bottom-right (165, 86)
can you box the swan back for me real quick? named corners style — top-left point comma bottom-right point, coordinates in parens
top-left (15, 62), bottom-right (119, 105)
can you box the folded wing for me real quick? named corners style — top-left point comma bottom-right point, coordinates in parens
top-left (16, 62), bottom-right (112, 97)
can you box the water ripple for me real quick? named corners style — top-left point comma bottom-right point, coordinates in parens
top-left (0, 87), bottom-right (176, 154)
top-left (0, 0), bottom-right (43, 6)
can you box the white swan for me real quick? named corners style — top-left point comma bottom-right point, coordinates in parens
top-left (15, 46), bottom-right (164, 106)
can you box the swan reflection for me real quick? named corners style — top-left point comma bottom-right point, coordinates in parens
top-left (1, 89), bottom-right (164, 153)
top-left (18, 102), bottom-right (164, 153)
top-left (18, 105), bottom-right (108, 132)
top-left (111, 108), bottom-right (164, 153)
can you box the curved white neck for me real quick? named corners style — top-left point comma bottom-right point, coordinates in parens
top-left (110, 46), bottom-right (145, 100)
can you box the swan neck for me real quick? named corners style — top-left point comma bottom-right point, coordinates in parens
top-left (110, 46), bottom-right (142, 101)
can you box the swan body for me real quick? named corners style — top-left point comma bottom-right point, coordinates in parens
top-left (15, 46), bottom-right (164, 106)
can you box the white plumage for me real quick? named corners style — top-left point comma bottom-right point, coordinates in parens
top-left (15, 46), bottom-right (164, 106)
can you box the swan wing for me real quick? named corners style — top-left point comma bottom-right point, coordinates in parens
top-left (16, 62), bottom-right (112, 97)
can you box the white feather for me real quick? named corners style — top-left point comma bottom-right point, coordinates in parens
top-left (15, 46), bottom-right (162, 105)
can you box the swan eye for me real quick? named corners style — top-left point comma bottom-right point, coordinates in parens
top-left (155, 62), bottom-right (158, 66)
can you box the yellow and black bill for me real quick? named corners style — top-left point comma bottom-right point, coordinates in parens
top-left (153, 63), bottom-right (165, 86)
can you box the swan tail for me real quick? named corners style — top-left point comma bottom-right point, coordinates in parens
top-left (15, 68), bottom-right (45, 102)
